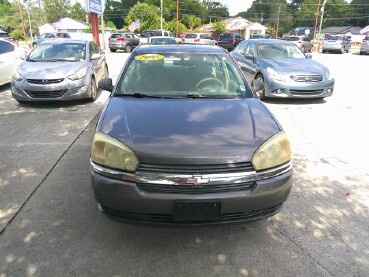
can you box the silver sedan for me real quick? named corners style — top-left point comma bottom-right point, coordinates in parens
top-left (11, 39), bottom-right (108, 103)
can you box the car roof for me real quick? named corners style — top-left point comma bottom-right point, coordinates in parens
top-left (39, 39), bottom-right (89, 45)
top-left (248, 39), bottom-right (294, 45)
top-left (135, 44), bottom-right (227, 54)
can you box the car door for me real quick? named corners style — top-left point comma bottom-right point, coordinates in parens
top-left (0, 40), bottom-right (20, 85)
top-left (89, 42), bottom-right (104, 80)
top-left (231, 41), bottom-right (258, 85)
top-left (127, 33), bottom-right (140, 47)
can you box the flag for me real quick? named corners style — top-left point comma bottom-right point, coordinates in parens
top-left (360, 25), bottom-right (369, 35)
top-left (128, 19), bottom-right (140, 33)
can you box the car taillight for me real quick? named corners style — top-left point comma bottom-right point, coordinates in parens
top-left (117, 37), bottom-right (125, 41)
top-left (194, 38), bottom-right (200, 42)
top-left (232, 39), bottom-right (236, 44)
top-left (182, 38), bottom-right (185, 42)
top-left (363, 41), bottom-right (367, 45)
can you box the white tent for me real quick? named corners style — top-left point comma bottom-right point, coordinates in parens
top-left (52, 18), bottom-right (88, 32)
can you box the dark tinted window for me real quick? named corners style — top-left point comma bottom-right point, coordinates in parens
top-left (219, 34), bottom-right (232, 40)
top-left (185, 34), bottom-right (197, 39)
top-left (287, 37), bottom-right (300, 41)
top-left (0, 40), bottom-right (14, 54)
top-left (0, 32), bottom-right (9, 38)
top-left (111, 34), bottom-right (122, 38)
top-left (326, 35), bottom-right (340, 41)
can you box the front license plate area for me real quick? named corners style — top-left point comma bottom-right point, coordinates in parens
top-left (173, 201), bottom-right (221, 222)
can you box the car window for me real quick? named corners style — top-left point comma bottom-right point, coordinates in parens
top-left (90, 41), bottom-right (100, 56)
top-left (27, 43), bottom-right (86, 61)
top-left (117, 52), bottom-right (251, 98)
top-left (257, 44), bottom-right (305, 59)
top-left (0, 40), bottom-right (14, 54)
top-left (185, 34), bottom-right (197, 39)
top-left (287, 37), bottom-right (300, 41)
top-left (235, 41), bottom-right (248, 55)
top-left (0, 32), bottom-right (9, 38)
top-left (111, 34), bottom-right (122, 38)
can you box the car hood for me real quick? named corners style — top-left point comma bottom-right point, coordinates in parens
top-left (258, 58), bottom-right (327, 75)
top-left (19, 61), bottom-right (86, 79)
top-left (98, 97), bottom-right (281, 164)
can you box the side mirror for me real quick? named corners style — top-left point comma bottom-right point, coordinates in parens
top-left (98, 78), bottom-right (113, 92)
top-left (251, 79), bottom-right (264, 94)
top-left (306, 53), bottom-right (313, 59)
top-left (91, 53), bottom-right (102, 60)
top-left (244, 53), bottom-right (254, 60)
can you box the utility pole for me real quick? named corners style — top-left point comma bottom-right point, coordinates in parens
top-left (17, 0), bottom-right (27, 44)
top-left (317, 0), bottom-right (327, 51)
top-left (160, 0), bottom-right (163, 32)
top-left (313, 0), bottom-right (321, 41)
top-left (25, 0), bottom-right (33, 44)
top-left (176, 0), bottom-right (179, 37)
top-left (101, 0), bottom-right (105, 50)
top-left (276, 5), bottom-right (281, 38)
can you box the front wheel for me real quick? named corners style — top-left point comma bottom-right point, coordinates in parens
top-left (254, 74), bottom-right (266, 100)
top-left (88, 78), bottom-right (98, 102)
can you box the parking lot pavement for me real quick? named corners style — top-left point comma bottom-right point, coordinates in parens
top-left (1, 51), bottom-right (369, 276)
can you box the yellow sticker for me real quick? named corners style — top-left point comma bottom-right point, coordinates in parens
top-left (135, 54), bottom-right (164, 61)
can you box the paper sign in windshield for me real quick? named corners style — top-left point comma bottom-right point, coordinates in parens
top-left (135, 54), bottom-right (164, 61)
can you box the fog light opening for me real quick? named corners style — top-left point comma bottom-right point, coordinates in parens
top-left (80, 86), bottom-right (87, 93)
top-left (276, 89), bottom-right (283, 94)
top-left (327, 88), bottom-right (333, 93)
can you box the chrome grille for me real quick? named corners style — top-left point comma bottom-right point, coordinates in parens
top-left (138, 162), bottom-right (254, 174)
top-left (290, 75), bottom-right (323, 82)
top-left (138, 182), bottom-right (255, 194)
top-left (25, 89), bottom-right (68, 98)
top-left (27, 78), bottom-right (64, 84)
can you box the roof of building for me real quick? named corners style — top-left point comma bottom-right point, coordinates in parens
top-left (321, 26), bottom-right (363, 35)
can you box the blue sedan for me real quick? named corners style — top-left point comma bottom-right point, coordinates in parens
top-left (231, 39), bottom-right (334, 100)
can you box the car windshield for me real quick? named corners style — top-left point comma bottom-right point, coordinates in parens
top-left (326, 35), bottom-right (340, 41)
top-left (287, 37), bottom-right (300, 41)
top-left (150, 37), bottom-right (177, 44)
top-left (116, 52), bottom-right (251, 98)
top-left (257, 44), bottom-right (306, 59)
top-left (219, 34), bottom-right (232, 40)
top-left (27, 43), bottom-right (86, 62)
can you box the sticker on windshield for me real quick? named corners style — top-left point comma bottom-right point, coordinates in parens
top-left (135, 54), bottom-right (164, 61)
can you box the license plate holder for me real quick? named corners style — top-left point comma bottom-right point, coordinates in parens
top-left (173, 201), bottom-right (221, 222)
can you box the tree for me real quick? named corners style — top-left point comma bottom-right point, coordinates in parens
top-left (105, 21), bottom-right (116, 29)
top-left (125, 2), bottom-right (161, 31)
top-left (349, 0), bottom-right (369, 27)
top-left (105, 0), bottom-right (138, 29)
top-left (323, 0), bottom-right (353, 27)
top-left (164, 19), bottom-right (187, 34)
top-left (69, 3), bottom-right (86, 22)
top-left (212, 20), bottom-right (226, 36)
top-left (42, 0), bottom-right (70, 23)
top-left (204, 1), bottom-right (229, 23)
top-left (181, 15), bottom-right (202, 30)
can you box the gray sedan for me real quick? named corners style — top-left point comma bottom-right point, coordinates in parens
top-left (90, 44), bottom-right (293, 226)
top-left (231, 39), bottom-right (334, 100)
top-left (11, 39), bottom-right (108, 103)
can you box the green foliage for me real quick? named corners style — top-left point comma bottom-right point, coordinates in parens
top-left (43, 0), bottom-right (71, 23)
top-left (125, 2), bottom-right (161, 31)
top-left (10, 29), bottom-right (24, 40)
top-left (205, 1), bottom-right (229, 23)
top-left (181, 15), bottom-right (202, 30)
top-left (212, 20), bottom-right (226, 35)
top-left (105, 21), bottom-right (117, 29)
top-left (70, 3), bottom-right (86, 22)
top-left (164, 19), bottom-right (187, 35)
top-left (349, 0), bottom-right (369, 27)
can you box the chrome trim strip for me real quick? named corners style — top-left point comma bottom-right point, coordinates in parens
top-left (91, 159), bottom-right (292, 185)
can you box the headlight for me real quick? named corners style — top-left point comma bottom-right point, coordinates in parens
top-left (266, 67), bottom-right (285, 82)
top-left (252, 131), bottom-right (291, 171)
top-left (12, 69), bottom-right (24, 81)
top-left (67, 67), bottom-right (88, 81)
top-left (91, 132), bottom-right (139, 172)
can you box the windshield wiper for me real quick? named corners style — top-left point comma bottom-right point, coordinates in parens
top-left (186, 93), bottom-right (204, 98)
top-left (43, 59), bottom-right (76, 62)
top-left (121, 93), bottom-right (165, 98)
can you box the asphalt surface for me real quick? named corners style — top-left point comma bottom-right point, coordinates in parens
top-left (0, 49), bottom-right (368, 277)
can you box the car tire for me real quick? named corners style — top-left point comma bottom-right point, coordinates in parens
top-left (254, 74), bottom-right (266, 100)
top-left (346, 48), bottom-right (350, 53)
top-left (322, 50), bottom-right (326, 53)
top-left (110, 48), bottom-right (116, 53)
top-left (360, 52), bottom-right (363, 55)
top-left (88, 78), bottom-right (98, 102)
top-left (125, 45), bottom-right (132, 53)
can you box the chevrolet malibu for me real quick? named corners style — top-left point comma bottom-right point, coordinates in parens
top-left (11, 39), bottom-right (108, 103)
top-left (91, 44), bottom-right (293, 225)
top-left (231, 39), bottom-right (334, 100)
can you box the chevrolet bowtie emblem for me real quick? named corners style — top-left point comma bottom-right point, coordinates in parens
top-left (174, 176), bottom-right (210, 186)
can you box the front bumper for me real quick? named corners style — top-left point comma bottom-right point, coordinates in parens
top-left (11, 76), bottom-right (92, 102)
top-left (90, 161), bottom-right (293, 226)
top-left (264, 78), bottom-right (335, 99)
